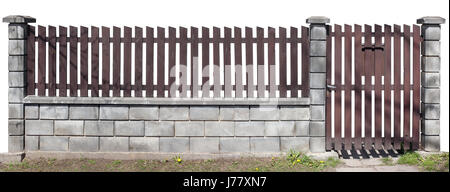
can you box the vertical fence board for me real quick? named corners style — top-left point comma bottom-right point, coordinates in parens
top-left (135, 27), bottom-right (143, 97)
top-left (146, 27), bottom-right (154, 97)
top-left (69, 26), bottom-right (78, 97)
top-left (290, 27), bottom-right (298, 98)
top-left (80, 26), bottom-right (88, 97)
top-left (384, 25), bottom-right (392, 149)
top-left (27, 25), bottom-right (36, 96)
top-left (412, 25), bottom-right (421, 150)
top-left (91, 26), bottom-right (99, 97)
top-left (213, 27), bottom-right (221, 98)
top-left (112, 27), bottom-right (121, 97)
top-left (234, 27), bottom-right (243, 98)
top-left (180, 27), bottom-right (188, 98)
top-left (334, 24), bottom-right (342, 150)
top-left (48, 26), bottom-right (56, 96)
top-left (354, 24), bottom-right (363, 150)
top-left (374, 25), bottom-right (383, 150)
top-left (393, 25), bottom-right (402, 149)
top-left (190, 27), bottom-right (199, 98)
top-left (257, 27), bottom-right (265, 98)
top-left (37, 25), bottom-right (46, 96)
top-left (403, 24), bottom-right (411, 150)
top-left (157, 27), bottom-right (165, 97)
top-left (101, 27), bottom-right (110, 97)
top-left (123, 27), bottom-right (132, 97)
top-left (268, 27), bottom-right (276, 98)
top-left (202, 27), bottom-right (210, 98)
top-left (168, 27), bottom-right (176, 97)
top-left (245, 27), bottom-right (254, 98)
top-left (325, 25), bottom-right (333, 150)
top-left (301, 26), bottom-right (310, 97)
top-left (363, 24), bottom-right (373, 149)
top-left (224, 27), bottom-right (232, 98)
top-left (279, 27), bottom-right (287, 98)
top-left (59, 26), bottom-right (67, 97)
top-left (344, 24), bottom-right (352, 150)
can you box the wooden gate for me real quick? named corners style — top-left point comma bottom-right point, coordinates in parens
top-left (325, 24), bottom-right (422, 151)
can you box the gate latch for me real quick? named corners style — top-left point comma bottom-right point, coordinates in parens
top-left (362, 46), bottom-right (384, 51)
top-left (327, 84), bottom-right (336, 91)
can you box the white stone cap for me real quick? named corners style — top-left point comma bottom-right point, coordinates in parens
top-left (306, 16), bottom-right (330, 24)
top-left (3, 15), bottom-right (36, 24)
top-left (417, 16), bottom-right (446, 24)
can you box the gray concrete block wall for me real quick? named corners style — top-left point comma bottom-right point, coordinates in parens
top-left (417, 17), bottom-right (445, 152)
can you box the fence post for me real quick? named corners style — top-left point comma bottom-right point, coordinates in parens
top-left (417, 16), bottom-right (445, 152)
top-left (307, 16), bottom-right (329, 152)
top-left (3, 15), bottom-right (35, 152)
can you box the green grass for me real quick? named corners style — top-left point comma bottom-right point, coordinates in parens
top-left (397, 152), bottom-right (422, 165)
top-left (397, 152), bottom-right (449, 172)
top-left (381, 157), bottom-right (394, 165)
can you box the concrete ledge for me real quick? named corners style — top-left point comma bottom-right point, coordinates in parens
top-left (23, 96), bottom-right (310, 106)
top-left (0, 152), bottom-right (25, 163)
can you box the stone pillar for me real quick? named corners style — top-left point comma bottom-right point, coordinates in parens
top-left (307, 16), bottom-right (329, 152)
top-left (417, 16), bottom-right (445, 152)
top-left (3, 15), bottom-right (36, 152)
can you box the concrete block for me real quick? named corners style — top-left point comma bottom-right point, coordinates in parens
top-left (160, 106), bottom-right (189, 120)
top-left (310, 137), bottom-right (326, 152)
top-left (8, 120), bottom-right (24, 136)
top-left (69, 137), bottom-right (99, 152)
top-left (219, 106), bottom-right (249, 120)
top-left (25, 104), bottom-right (39, 119)
top-left (235, 122), bottom-right (265, 136)
top-left (9, 104), bottom-right (23, 119)
top-left (129, 106), bottom-right (158, 120)
top-left (311, 105), bottom-right (325, 120)
top-left (40, 105), bottom-right (69, 119)
top-left (84, 121), bottom-right (114, 136)
top-left (421, 57), bottom-right (440, 72)
top-left (310, 41), bottom-right (326, 57)
top-left (309, 73), bottom-right (326, 88)
top-left (99, 105), bottom-right (129, 120)
top-left (99, 137), bottom-right (129, 152)
top-left (422, 103), bottom-right (440, 120)
top-left (205, 121), bottom-right (234, 136)
top-left (310, 57), bottom-right (327, 73)
top-left (40, 136), bottom-right (69, 151)
top-left (421, 120), bottom-right (440, 135)
top-left (306, 16), bottom-right (330, 24)
top-left (219, 137), bottom-right (250, 153)
top-left (54, 121), bottom-right (84, 136)
top-left (175, 121), bottom-right (204, 136)
top-left (8, 136), bottom-right (24, 152)
top-left (250, 137), bottom-right (280, 152)
top-left (250, 106), bottom-right (279, 120)
top-left (421, 25), bottom-right (441, 40)
top-left (264, 121), bottom-right (295, 136)
top-left (421, 41), bottom-right (440, 56)
top-left (310, 25), bottom-right (327, 40)
top-left (9, 88), bottom-right (24, 103)
top-left (25, 136), bottom-right (39, 151)
top-left (130, 137), bottom-right (159, 152)
top-left (70, 105), bottom-right (99, 120)
top-left (421, 135), bottom-right (440, 152)
top-left (190, 137), bottom-right (220, 153)
top-left (421, 88), bottom-right (440, 104)
top-left (279, 106), bottom-right (310, 120)
top-left (25, 120), bottom-right (53, 135)
top-left (421, 72), bottom-right (440, 88)
top-left (295, 121), bottom-right (309, 136)
top-left (145, 121), bottom-right (175, 136)
top-left (8, 40), bottom-right (26, 55)
top-left (280, 137), bottom-right (310, 152)
top-left (159, 137), bottom-right (189, 153)
top-left (8, 55), bottom-right (26, 71)
top-left (309, 121), bottom-right (325, 136)
top-left (417, 17), bottom-right (446, 24)
top-left (310, 89), bottom-right (326, 105)
top-left (115, 121), bottom-right (145, 136)
top-left (190, 106), bottom-right (219, 120)
top-left (8, 71), bottom-right (25, 88)
top-left (8, 25), bottom-right (27, 39)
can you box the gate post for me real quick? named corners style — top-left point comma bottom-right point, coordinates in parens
top-left (3, 15), bottom-right (36, 152)
top-left (417, 17), bottom-right (445, 152)
top-left (307, 16), bottom-right (329, 152)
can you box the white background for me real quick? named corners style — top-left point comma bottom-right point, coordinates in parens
top-left (0, 0), bottom-right (448, 152)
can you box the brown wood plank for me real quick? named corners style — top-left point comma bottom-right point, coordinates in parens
top-left (101, 27), bottom-right (110, 97)
top-left (325, 24), bottom-right (333, 150)
top-left (112, 27), bottom-right (121, 97)
top-left (27, 25), bottom-right (36, 96)
top-left (190, 27), bottom-right (199, 98)
top-left (245, 27), bottom-right (254, 98)
top-left (180, 27), bottom-right (188, 98)
top-left (374, 24), bottom-right (383, 150)
top-left (393, 25), bottom-right (402, 150)
top-left (135, 27), bottom-right (143, 97)
top-left (157, 27), bottom-right (165, 97)
top-left (59, 26), bottom-right (67, 97)
top-left (80, 26), bottom-right (88, 97)
top-left (91, 26), bottom-right (99, 97)
top-left (234, 27), bottom-right (243, 98)
top-left (37, 26), bottom-right (46, 96)
top-left (384, 25), bottom-right (392, 150)
top-left (301, 26), bottom-right (310, 98)
top-left (48, 26), bottom-right (56, 96)
top-left (403, 24), bottom-right (411, 150)
top-left (290, 27), bottom-right (298, 98)
top-left (257, 27), bottom-right (265, 98)
top-left (354, 24), bottom-right (363, 150)
top-left (334, 24), bottom-right (342, 150)
top-left (69, 26), bottom-right (78, 97)
top-left (412, 25), bottom-right (421, 150)
top-left (344, 24), bottom-right (352, 150)
top-left (123, 26), bottom-right (132, 97)
top-left (213, 27), bottom-right (221, 98)
top-left (268, 27), bottom-right (276, 98)
top-left (202, 27), bottom-right (210, 98)
top-left (279, 27), bottom-right (287, 98)
top-left (224, 27), bottom-right (232, 98)
top-left (145, 27), bottom-right (154, 97)
top-left (364, 25), bottom-right (373, 150)
top-left (168, 27), bottom-right (176, 97)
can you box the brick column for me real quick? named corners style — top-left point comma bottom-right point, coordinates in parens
top-left (307, 16), bottom-right (329, 152)
top-left (3, 15), bottom-right (36, 152)
top-left (417, 16), bottom-right (445, 152)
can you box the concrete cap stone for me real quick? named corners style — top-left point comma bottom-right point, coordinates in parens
top-left (417, 16), bottom-right (445, 24)
top-left (3, 15), bottom-right (36, 24)
top-left (306, 16), bottom-right (330, 24)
